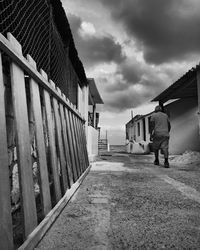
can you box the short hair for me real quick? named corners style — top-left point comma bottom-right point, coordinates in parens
top-left (155, 105), bottom-right (162, 112)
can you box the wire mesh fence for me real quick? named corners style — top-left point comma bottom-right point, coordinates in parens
top-left (0, 0), bottom-right (84, 101)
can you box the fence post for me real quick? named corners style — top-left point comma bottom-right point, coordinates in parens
top-left (8, 33), bottom-right (37, 238)
top-left (0, 52), bottom-right (14, 249)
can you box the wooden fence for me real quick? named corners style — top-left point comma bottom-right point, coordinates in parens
top-left (0, 33), bottom-right (89, 249)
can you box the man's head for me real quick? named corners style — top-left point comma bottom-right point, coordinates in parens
top-left (155, 105), bottom-right (162, 112)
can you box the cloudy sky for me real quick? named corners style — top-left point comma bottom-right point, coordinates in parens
top-left (62, 0), bottom-right (200, 144)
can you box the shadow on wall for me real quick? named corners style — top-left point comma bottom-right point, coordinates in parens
top-left (167, 98), bottom-right (200, 154)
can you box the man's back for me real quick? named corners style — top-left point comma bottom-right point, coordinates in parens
top-left (150, 111), bottom-right (170, 136)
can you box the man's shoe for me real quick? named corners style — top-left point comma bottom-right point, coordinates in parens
top-left (164, 161), bottom-right (169, 168)
top-left (154, 159), bottom-right (159, 165)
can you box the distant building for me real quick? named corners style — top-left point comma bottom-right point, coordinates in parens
top-left (126, 113), bottom-right (154, 143)
top-left (86, 78), bottom-right (104, 160)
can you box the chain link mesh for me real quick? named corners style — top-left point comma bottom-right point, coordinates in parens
top-left (0, 0), bottom-right (83, 99)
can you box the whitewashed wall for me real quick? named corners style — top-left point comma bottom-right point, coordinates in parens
top-left (145, 115), bottom-right (151, 141)
top-left (167, 98), bottom-right (200, 154)
top-left (87, 125), bottom-right (99, 161)
top-left (126, 114), bottom-right (151, 143)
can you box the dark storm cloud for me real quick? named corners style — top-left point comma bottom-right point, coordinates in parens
top-left (118, 60), bottom-right (143, 84)
top-left (98, 64), bottom-right (165, 112)
top-left (68, 14), bottom-right (125, 66)
top-left (104, 83), bottom-right (159, 112)
top-left (104, 89), bottom-right (146, 112)
top-left (100, 57), bottom-right (170, 112)
top-left (98, 0), bottom-right (200, 64)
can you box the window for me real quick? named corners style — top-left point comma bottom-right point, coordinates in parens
top-left (137, 122), bottom-right (140, 136)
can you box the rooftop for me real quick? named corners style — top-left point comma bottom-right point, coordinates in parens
top-left (88, 78), bottom-right (104, 105)
top-left (152, 64), bottom-right (200, 103)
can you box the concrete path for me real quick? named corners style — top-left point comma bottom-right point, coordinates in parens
top-left (35, 153), bottom-right (200, 249)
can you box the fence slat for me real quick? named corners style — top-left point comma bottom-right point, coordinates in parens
top-left (52, 98), bottom-right (68, 192)
top-left (75, 115), bottom-right (87, 171)
top-left (28, 56), bottom-right (51, 216)
top-left (77, 119), bottom-right (87, 170)
top-left (68, 111), bottom-right (81, 177)
top-left (78, 119), bottom-right (89, 168)
top-left (64, 108), bottom-right (78, 181)
top-left (0, 52), bottom-right (14, 250)
top-left (43, 89), bottom-right (62, 202)
top-left (59, 103), bottom-right (73, 187)
top-left (72, 114), bottom-right (84, 173)
top-left (70, 112), bottom-right (82, 174)
top-left (9, 33), bottom-right (38, 238)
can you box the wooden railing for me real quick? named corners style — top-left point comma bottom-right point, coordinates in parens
top-left (0, 33), bottom-right (89, 249)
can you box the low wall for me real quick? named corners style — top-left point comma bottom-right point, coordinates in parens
top-left (87, 126), bottom-right (99, 161)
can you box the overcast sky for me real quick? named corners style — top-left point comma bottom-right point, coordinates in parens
top-left (62, 0), bottom-right (200, 144)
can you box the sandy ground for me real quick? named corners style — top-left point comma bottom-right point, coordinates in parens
top-left (35, 152), bottom-right (200, 249)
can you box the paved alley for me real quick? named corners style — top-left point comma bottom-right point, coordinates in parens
top-left (35, 153), bottom-right (200, 249)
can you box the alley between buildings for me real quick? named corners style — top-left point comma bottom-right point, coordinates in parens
top-left (35, 152), bottom-right (200, 249)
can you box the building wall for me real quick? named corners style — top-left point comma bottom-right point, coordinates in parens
top-left (126, 115), bottom-right (152, 143)
top-left (126, 122), bottom-right (134, 141)
top-left (135, 120), bottom-right (142, 142)
top-left (87, 125), bottom-right (99, 160)
top-left (145, 115), bottom-right (151, 141)
top-left (167, 98), bottom-right (200, 154)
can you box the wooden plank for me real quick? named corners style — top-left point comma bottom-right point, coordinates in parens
top-left (68, 110), bottom-right (81, 178)
top-left (28, 55), bottom-right (51, 216)
top-left (79, 119), bottom-right (89, 169)
top-left (70, 112), bottom-right (82, 174)
top-left (59, 103), bottom-right (73, 187)
top-left (18, 165), bottom-right (91, 250)
top-left (75, 116), bottom-right (87, 171)
top-left (9, 33), bottom-right (37, 238)
top-left (52, 97), bottom-right (68, 193)
top-left (73, 114), bottom-right (85, 173)
top-left (42, 71), bottom-right (62, 203)
top-left (78, 119), bottom-right (89, 167)
top-left (64, 108), bottom-right (78, 181)
top-left (74, 115), bottom-right (85, 172)
top-left (0, 52), bottom-right (14, 249)
top-left (77, 119), bottom-right (88, 170)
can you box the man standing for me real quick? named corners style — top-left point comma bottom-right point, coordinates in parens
top-left (150, 105), bottom-right (171, 168)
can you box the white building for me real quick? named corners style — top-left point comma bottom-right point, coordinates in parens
top-left (126, 64), bottom-right (200, 154)
top-left (78, 78), bottom-right (104, 160)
